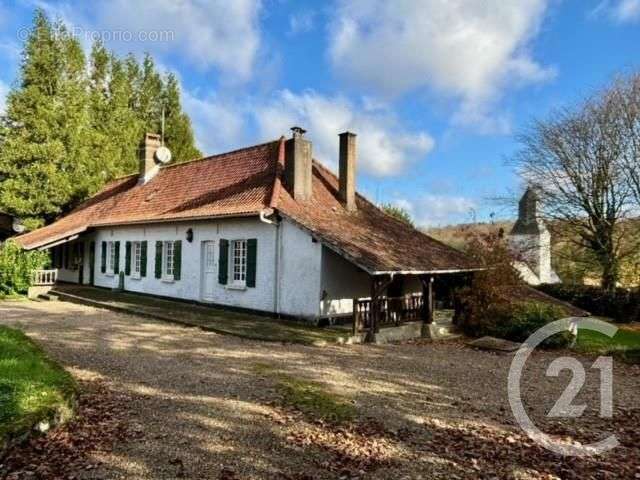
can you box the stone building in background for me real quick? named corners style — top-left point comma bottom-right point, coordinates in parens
top-left (508, 187), bottom-right (560, 285)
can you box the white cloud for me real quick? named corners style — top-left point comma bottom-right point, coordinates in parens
top-left (328, 0), bottom-right (554, 131)
top-left (181, 88), bottom-right (434, 176)
top-left (288, 10), bottom-right (316, 35)
top-left (253, 90), bottom-right (434, 176)
top-left (35, 0), bottom-right (262, 81)
top-left (391, 194), bottom-right (477, 227)
top-left (592, 0), bottom-right (640, 22)
top-left (181, 89), bottom-right (248, 155)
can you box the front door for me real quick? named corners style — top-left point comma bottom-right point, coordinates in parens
top-left (201, 241), bottom-right (216, 301)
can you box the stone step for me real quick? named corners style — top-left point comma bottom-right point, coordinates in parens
top-left (426, 321), bottom-right (462, 340)
top-left (37, 293), bottom-right (59, 302)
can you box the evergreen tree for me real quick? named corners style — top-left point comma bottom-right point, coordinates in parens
top-left (0, 10), bottom-right (201, 227)
top-left (137, 53), bottom-right (163, 130)
top-left (161, 73), bottom-right (200, 162)
top-left (88, 42), bottom-right (141, 177)
top-left (0, 11), bottom-right (91, 227)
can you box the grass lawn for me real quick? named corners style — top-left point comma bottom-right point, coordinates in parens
top-left (0, 326), bottom-right (75, 442)
top-left (576, 324), bottom-right (640, 362)
top-left (253, 363), bottom-right (357, 423)
top-left (53, 286), bottom-right (348, 345)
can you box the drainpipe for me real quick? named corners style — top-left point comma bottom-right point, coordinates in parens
top-left (259, 210), bottom-right (281, 315)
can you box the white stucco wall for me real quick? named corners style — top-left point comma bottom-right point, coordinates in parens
top-left (52, 215), bottom-right (428, 320)
top-left (89, 218), bottom-right (279, 313)
top-left (57, 265), bottom-right (80, 283)
top-left (277, 219), bottom-right (322, 319)
top-left (319, 246), bottom-right (369, 316)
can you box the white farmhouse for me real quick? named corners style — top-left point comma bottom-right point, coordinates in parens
top-left (16, 128), bottom-right (479, 332)
top-left (508, 187), bottom-right (560, 285)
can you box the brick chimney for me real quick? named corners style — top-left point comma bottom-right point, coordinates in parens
top-left (338, 131), bottom-right (357, 211)
top-left (138, 133), bottom-right (162, 184)
top-left (284, 127), bottom-right (313, 201)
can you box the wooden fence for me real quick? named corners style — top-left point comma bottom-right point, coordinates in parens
top-left (353, 293), bottom-right (424, 334)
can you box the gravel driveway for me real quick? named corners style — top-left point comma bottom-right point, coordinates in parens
top-left (1, 300), bottom-right (639, 479)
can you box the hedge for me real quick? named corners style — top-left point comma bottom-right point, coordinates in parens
top-left (537, 283), bottom-right (640, 324)
top-left (458, 300), bottom-right (571, 348)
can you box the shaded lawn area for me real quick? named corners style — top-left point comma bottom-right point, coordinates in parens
top-left (0, 326), bottom-right (75, 442)
top-left (52, 285), bottom-right (347, 345)
top-left (253, 363), bottom-right (357, 423)
top-left (576, 324), bottom-right (640, 362)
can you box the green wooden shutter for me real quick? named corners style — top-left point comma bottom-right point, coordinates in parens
top-left (155, 241), bottom-right (163, 279)
top-left (51, 247), bottom-right (58, 269)
top-left (141, 241), bottom-right (148, 277)
top-left (246, 239), bottom-right (257, 288)
top-left (114, 241), bottom-right (120, 274)
top-left (64, 244), bottom-right (70, 269)
top-left (125, 241), bottom-right (132, 276)
top-left (89, 242), bottom-right (95, 285)
top-left (173, 240), bottom-right (182, 280)
top-left (218, 239), bottom-right (229, 285)
top-left (101, 242), bottom-right (107, 273)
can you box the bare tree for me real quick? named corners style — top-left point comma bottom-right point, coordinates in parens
top-left (613, 74), bottom-right (640, 207)
top-left (512, 78), bottom-right (639, 293)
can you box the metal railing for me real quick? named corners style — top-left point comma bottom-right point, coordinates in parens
top-left (33, 269), bottom-right (58, 286)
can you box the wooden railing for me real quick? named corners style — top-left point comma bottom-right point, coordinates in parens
top-left (33, 269), bottom-right (58, 286)
top-left (353, 293), bottom-right (424, 334)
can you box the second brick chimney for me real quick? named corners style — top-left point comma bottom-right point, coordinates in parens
top-left (284, 127), bottom-right (313, 201)
top-left (138, 133), bottom-right (162, 184)
top-left (339, 131), bottom-right (357, 211)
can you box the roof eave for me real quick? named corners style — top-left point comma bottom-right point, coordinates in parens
top-left (91, 210), bottom-right (263, 228)
top-left (369, 267), bottom-right (486, 276)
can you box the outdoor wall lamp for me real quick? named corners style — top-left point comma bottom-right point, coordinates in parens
top-left (186, 228), bottom-right (194, 243)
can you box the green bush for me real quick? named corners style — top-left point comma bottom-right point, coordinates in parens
top-left (461, 301), bottom-right (570, 348)
top-left (537, 283), bottom-right (640, 323)
top-left (614, 348), bottom-right (640, 364)
top-left (0, 240), bottom-right (49, 296)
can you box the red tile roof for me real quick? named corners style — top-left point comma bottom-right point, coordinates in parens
top-left (16, 137), bottom-right (479, 273)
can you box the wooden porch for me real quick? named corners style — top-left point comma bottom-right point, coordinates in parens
top-left (352, 273), bottom-right (470, 339)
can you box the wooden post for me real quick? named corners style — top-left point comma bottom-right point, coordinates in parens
top-left (370, 277), bottom-right (379, 335)
top-left (352, 298), bottom-right (358, 335)
top-left (421, 275), bottom-right (435, 324)
top-left (428, 276), bottom-right (434, 324)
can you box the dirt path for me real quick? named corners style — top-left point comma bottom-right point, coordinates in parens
top-left (1, 300), bottom-right (639, 479)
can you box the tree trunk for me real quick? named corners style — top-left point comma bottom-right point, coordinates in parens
top-left (599, 250), bottom-right (619, 294)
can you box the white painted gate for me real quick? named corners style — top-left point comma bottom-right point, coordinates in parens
top-left (201, 241), bottom-right (216, 301)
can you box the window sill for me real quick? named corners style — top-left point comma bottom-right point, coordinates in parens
top-left (226, 284), bottom-right (247, 291)
top-left (161, 277), bottom-right (175, 284)
top-left (131, 274), bottom-right (141, 280)
top-left (105, 272), bottom-right (115, 277)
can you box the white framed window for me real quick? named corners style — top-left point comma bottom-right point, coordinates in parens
top-left (163, 240), bottom-right (175, 281)
top-left (132, 241), bottom-right (142, 278)
top-left (107, 241), bottom-right (116, 275)
top-left (231, 239), bottom-right (247, 286)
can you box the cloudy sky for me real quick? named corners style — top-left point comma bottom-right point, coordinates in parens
top-left (0, 0), bottom-right (638, 226)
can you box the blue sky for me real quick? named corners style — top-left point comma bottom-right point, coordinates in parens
top-left (0, 0), bottom-right (639, 226)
